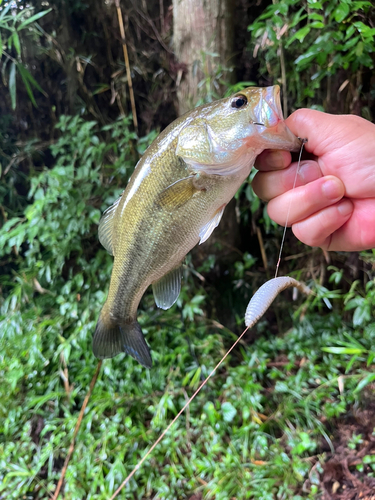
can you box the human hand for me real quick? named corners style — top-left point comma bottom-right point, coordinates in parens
top-left (252, 109), bottom-right (375, 251)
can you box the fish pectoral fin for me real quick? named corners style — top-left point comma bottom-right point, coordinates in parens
top-left (93, 313), bottom-right (152, 368)
top-left (98, 195), bottom-right (122, 255)
top-left (153, 266), bottom-right (182, 310)
top-left (176, 121), bottom-right (211, 162)
top-left (157, 176), bottom-right (200, 209)
top-left (199, 204), bottom-right (226, 244)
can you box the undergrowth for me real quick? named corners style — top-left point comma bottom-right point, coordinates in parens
top-left (0, 114), bottom-right (374, 499)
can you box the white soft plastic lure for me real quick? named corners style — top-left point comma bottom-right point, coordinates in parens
top-left (109, 276), bottom-right (312, 500)
top-left (245, 276), bottom-right (311, 327)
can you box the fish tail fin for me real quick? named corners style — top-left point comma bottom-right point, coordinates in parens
top-left (93, 312), bottom-right (152, 368)
top-left (120, 321), bottom-right (153, 368)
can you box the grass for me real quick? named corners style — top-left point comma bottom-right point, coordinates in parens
top-left (1, 281), bottom-right (374, 499)
top-left (0, 116), bottom-right (374, 499)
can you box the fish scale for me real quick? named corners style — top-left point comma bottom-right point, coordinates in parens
top-left (93, 85), bottom-right (301, 367)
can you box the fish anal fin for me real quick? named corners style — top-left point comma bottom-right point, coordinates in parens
top-left (98, 196), bottom-right (122, 255)
top-left (153, 266), bottom-right (182, 310)
top-left (157, 176), bottom-right (200, 210)
top-left (93, 313), bottom-right (152, 368)
top-left (199, 204), bottom-right (226, 244)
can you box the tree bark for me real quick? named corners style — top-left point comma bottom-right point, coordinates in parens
top-left (172, 0), bottom-right (234, 114)
top-left (173, 0), bottom-right (241, 273)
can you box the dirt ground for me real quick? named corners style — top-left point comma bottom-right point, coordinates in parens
top-left (186, 401), bottom-right (375, 500)
top-left (319, 403), bottom-right (375, 500)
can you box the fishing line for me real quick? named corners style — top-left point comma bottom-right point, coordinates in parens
top-left (109, 325), bottom-right (250, 500)
top-left (111, 139), bottom-right (308, 500)
top-left (275, 139), bottom-right (307, 278)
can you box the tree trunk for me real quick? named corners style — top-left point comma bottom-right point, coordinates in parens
top-left (173, 0), bottom-right (241, 288)
top-left (172, 0), bottom-right (234, 114)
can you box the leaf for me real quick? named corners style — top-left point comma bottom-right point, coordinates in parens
top-left (294, 47), bottom-right (318, 67)
top-left (354, 372), bottom-right (375, 393)
top-left (307, 1), bottom-right (323, 9)
top-left (0, 2), bottom-right (12, 21)
top-left (12, 31), bottom-right (20, 55)
top-left (222, 402), bottom-right (237, 423)
top-left (308, 13), bottom-right (324, 22)
top-left (343, 35), bottom-right (361, 50)
top-left (322, 347), bottom-right (365, 355)
top-left (9, 61), bottom-right (16, 110)
top-left (345, 355), bottom-right (359, 374)
top-left (295, 26), bottom-right (311, 42)
top-left (353, 21), bottom-right (371, 34)
top-left (345, 25), bottom-right (356, 39)
top-left (17, 63), bottom-right (37, 106)
top-left (310, 21), bottom-right (325, 29)
top-left (16, 63), bottom-right (47, 107)
top-left (334, 3), bottom-right (349, 23)
top-left (18, 9), bottom-right (52, 30)
top-left (355, 41), bottom-right (364, 57)
top-left (353, 300), bottom-right (371, 327)
top-left (18, 64), bottom-right (46, 95)
top-left (367, 352), bottom-right (375, 366)
top-left (189, 366), bottom-right (202, 388)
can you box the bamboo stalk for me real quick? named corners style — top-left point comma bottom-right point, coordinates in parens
top-left (52, 361), bottom-right (103, 500)
top-left (115, 0), bottom-right (138, 130)
top-left (256, 226), bottom-right (268, 271)
top-left (159, 0), bottom-right (164, 33)
top-left (279, 42), bottom-right (288, 118)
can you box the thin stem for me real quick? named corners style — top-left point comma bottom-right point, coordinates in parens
top-left (52, 361), bottom-right (103, 500)
top-left (109, 327), bottom-right (250, 499)
top-left (115, 0), bottom-right (138, 131)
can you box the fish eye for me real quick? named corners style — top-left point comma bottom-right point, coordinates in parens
top-left (231, 95), bottom-right (248, 109)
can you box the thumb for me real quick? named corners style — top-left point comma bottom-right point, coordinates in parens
top-left (285, 109), bottom-right (353, 157)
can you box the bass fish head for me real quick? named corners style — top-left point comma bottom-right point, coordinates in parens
top-left (176, 85), bottom-right (301, 175)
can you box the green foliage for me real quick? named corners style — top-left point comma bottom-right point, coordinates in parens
top-left (1, 111), bottom-right (374, 499)
top-left (0, 2), bottom-right (375, 491)
top-left (0, 3), bottom-right (51, 109)
top-left (249, 0), bottom-right (375, 110)
top-left (1, 114), bottom-right (138, 285)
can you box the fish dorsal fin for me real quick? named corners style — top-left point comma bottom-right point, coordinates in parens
top-left (157, 176), bottom-right (199, 210)
top-left (199, 204), bottom-right (226, 244)
top-left (98, 196), bottom-right (122, 255)
top-left (152, 266), bottom-right (182, 310)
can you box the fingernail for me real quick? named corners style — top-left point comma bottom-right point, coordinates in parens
top-left (337, 199), bottom-right (353, 216)
top-left (322, 179), bottom-right (342, 200)
top-left (298, 161), bottom-right (322, 183)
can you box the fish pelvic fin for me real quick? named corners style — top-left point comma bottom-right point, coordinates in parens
top-left (153, 265), bottom-right (182, 310)
top-left (93, 314), bottom-right (152, 368)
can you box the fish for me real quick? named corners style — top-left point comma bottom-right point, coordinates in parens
top-left (92, 85), bottom-right (301, 368)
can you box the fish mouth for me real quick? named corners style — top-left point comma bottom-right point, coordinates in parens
top-left (252, 85), bottom-right (282, 128)
top-left (271, 85), bottom-right (284, 122)
top-left (253, 86), bottom-right (301, 152)
top-left (265, 85), bottom-right (284, 124)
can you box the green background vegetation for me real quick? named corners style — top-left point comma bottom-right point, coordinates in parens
top-left (0, 0), bottom-right (374, 498)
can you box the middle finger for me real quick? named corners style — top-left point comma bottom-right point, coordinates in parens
top-left (252, 160), bottom-right (323, 202)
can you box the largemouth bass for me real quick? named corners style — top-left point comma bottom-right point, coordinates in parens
top-left (93, 85), bottom-right (300, 368)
